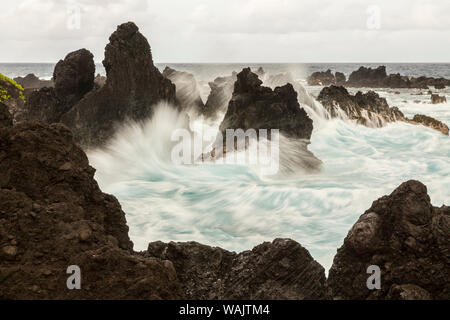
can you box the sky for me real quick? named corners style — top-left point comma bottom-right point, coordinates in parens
top-left (1, 0), bottom-right (450, 63)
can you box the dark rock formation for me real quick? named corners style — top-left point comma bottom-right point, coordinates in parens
top-left (60, 22), bottom-right (176, 147)
top-left (431, 94), bottom-right (446, 104)
top-left (328, 180), bottom-right (450, 300)
top-left (162, 66), bottom-right (204, 113)
top-left (219, 68), bottom-right (313, 140)
top-left (434, 83), bottom-right (445, 89)
top-left (317, 85), bottom-right (448, 134)
top-left (307, 69), bottom-right (346, 86)
top-left (0, 102), bottom-right (13, 128)
top-left (13, 74), bottom-right (53, 91)
top-left (317, 85), bottom-right (404, 126)
top-left (53, 49), bottom-right (95, 99)
top-left (19, 49), bottom-right (96, 124)
top-left (409, 114), bottom-right (449, 135)
top-left (20, 22), bottom-right (176, 148)
top-left (0, 120), bottom-right (183, 299)
top-left (146, 239), bottom-right (327, 300)
top-left (202, 72), bottom-right (237, 119)
top-left (346, 66), bottom-right (389, 88)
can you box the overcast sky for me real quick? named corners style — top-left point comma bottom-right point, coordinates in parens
top-left (1, 0), bottom-right (450, 63)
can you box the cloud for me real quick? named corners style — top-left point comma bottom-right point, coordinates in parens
top-left (0, 0), bottom-right (450, 62)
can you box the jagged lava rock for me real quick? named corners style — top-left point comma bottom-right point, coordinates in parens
top-left (431, 94), bottom-right (446, 104)
top-left (13, 73), bottom-right (53, 90)
top-left (146, 239), bottom-right (327, 300)
top-left (60, 22), bottom-right (176, 147)
top-left (328, 180), bottom-right (450, 300)
top-left (409, 114), bottom-right (449, 135)
top-left (0, 120), bottom-right (183, 299)
top-left (219, 68), bottom-right (313, 140)
top-left (162, 66), bottom-right (204, 113)
top-left (307, 69), bottom-right (346, 86)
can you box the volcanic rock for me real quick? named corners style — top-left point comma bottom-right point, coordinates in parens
top-left (328, 180), bottom-right (450, 300)
top-left (409, 114), bottom-right (449, 135)
top-left (146, 239), bottom-right (327, 300)
top-left (431, 94), bottom-right (447, 104)
top-left (0, 102), bottom-right (13, 128)
top-left (0, 121), bottom-right (183, 299)
top-left (219, 68), bottom-right (313, 140)
top-left (307, 69), bottom-right (346, 86)
top-left (13, 74), bottom-right (53, 91)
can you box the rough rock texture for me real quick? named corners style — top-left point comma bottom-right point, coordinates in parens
top-left (0, 120), bottom-right (183, 299)
top-left (19, 49), bottom-right (96, 124)
top-left (60, 22), bottom-right (176, 147)
top-left (146, 239), bottom-right (327, 300)
top-left (409, 114), bottom-right (449, 135)
top-left (0, 102), bottom-right (13, 128)
top-left (14, 74), bottom-right (53, 91)
top-left (162, 66), bottom-right (204, 113)
top-left (307, 69), bottom-right (346, 86)
top-left (53, 49), bottom-right (95, 99)
top-left (317, 85), bottom-right (404, 127)
top-left (328, 180), bottom-right (450, 300)
top-left (219, 68), bottom-right (313, 140)
top-left (202, 72), bottom-right (237, 119)
top-left (431, 94), bottom-right (447, 104)
top-left (317, 85), bottom-right (448, 134)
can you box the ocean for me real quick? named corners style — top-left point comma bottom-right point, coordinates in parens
top-left (3, 62), bottom-right (449, 271)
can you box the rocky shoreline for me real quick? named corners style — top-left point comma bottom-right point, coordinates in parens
top-left (0, 22), bottom-right (449, 300)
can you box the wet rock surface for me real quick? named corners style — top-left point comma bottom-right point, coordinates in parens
top-left (0, 119), bottom-right (183, 299)
top-left (13, 74), bottom-right (53, 91)
top-left (431, 94), bottom-right (447, 104)
top-left (219, 68), bottom-right (313, 140)
top-left (307, 69), bottom-right (346, 86)
top-left (146, 239), bottom-right (327, 300)
top-left (317, 85), bottom-right (449, 134)
top-left (328, 180), bottom-right (450, 300)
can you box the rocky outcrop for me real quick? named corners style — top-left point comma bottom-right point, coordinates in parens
top-left (0, 102), bottom-right (13, 128)
top-left (94, 74), bottom-right (106, 88)
top-left (431, 94), bottom-right (446, 104)
top-left (20, 22), bottom-right (176, 148)
top-left (146, 239), bottom-right (327, 300)
top-left (328, 180), bottom-right (450, 300)
top-left (317, 85), bottom-right (404, 127)
top-left (317, 85), bottom-right (448, 134)
top-left (308, 66), bottom-right (450, 89)
top-left (409, 114), bottom-right (449, 135)
top-left (202, 72), bottom-right (237, 119)
top-left (0, 120), bottom-right (183, 299)
top-left (307, 69), bottom-right (346, 86)
top-left (162, 67), bottom-right (204, 113)
top-left (13, 74), bottom-right (53, 91)
top-left (219, 68), bottom-right (313, 140)
top-left (60, 22), bottom-right (176, 147)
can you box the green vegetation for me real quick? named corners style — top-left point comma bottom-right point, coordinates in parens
top-left (0, 72), bottom-right (25, 103)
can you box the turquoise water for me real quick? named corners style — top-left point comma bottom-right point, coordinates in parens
top-left (87, 80), bottom-right (450, 272)
top-left (2, 63), bottom-right (448, 271)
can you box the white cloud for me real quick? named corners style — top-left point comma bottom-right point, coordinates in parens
top-left (0, 0), bottom-right (450, 62)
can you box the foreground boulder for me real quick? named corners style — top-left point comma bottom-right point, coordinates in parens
top-left (317, 85), bottom-right (449, 134)
top-left (202, 72), bottom-right (237, 119)
top-left (328, 180), bottom-right (450, 300)
top-left (219, 68), bottom-right (313, 140)
top-left (146, 239), bottom-right (327, 300)
top-left (307, 69), bottom-right (346, 86)
top-left (0, 120), bottom-right (183, 299)
top-left (163, 67), bottom-right (204, 113)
